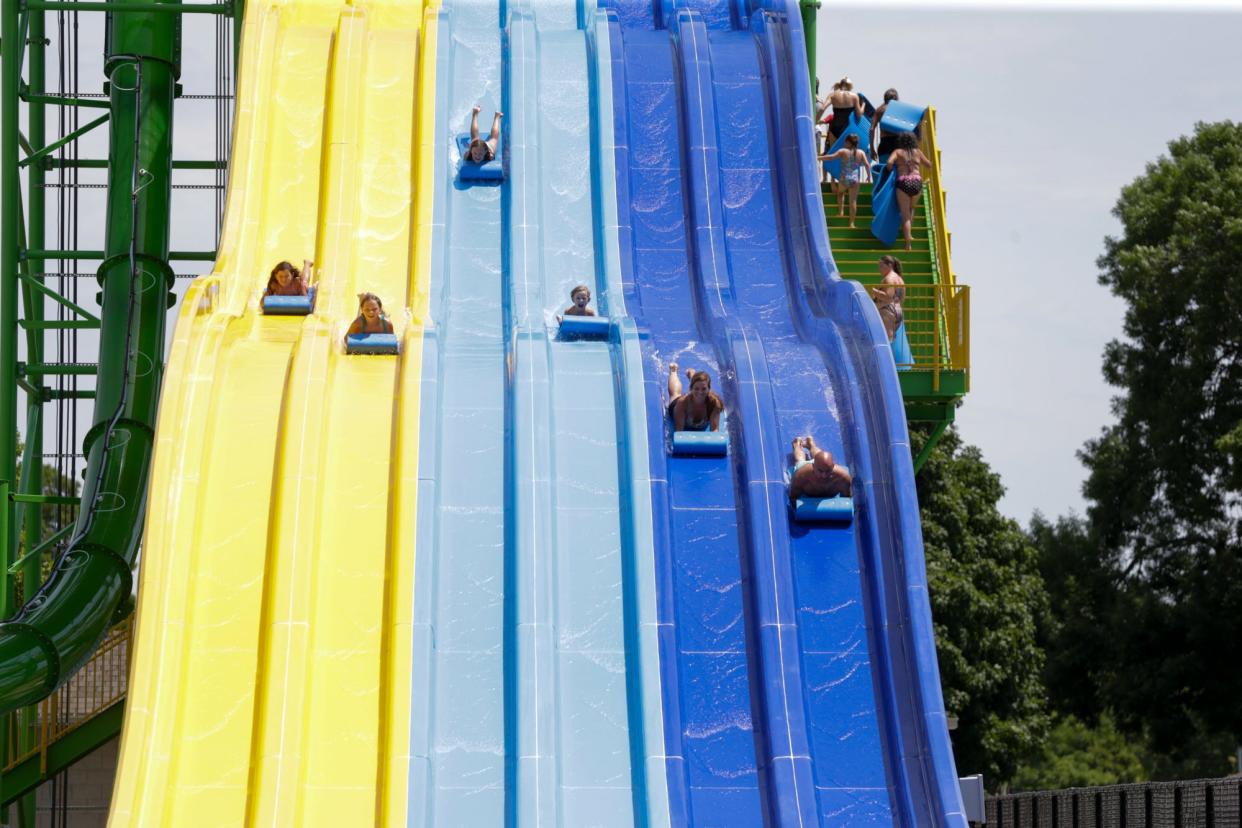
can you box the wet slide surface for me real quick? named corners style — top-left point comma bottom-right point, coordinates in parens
top-left (505, 5), bottom-right (638, 825)
top-left (409, 0), bottom-right (665, 823)
top-left (606, 0), bottom-right (966, 825)
top-left (111, 0), bottom-right (437, 824)
top-left (605, 7), bottom-right (768, 826)
top-left (103, 0), bottom-right (967, 823)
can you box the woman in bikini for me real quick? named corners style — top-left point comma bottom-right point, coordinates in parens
top-left (870, 255), bottom-right (905, 342)
top-left (886, 132), bottom-right (931, 251)
top-left (264, 259), bottom-right (312, 297)
top-left (346, 292), bottom-right (395, 337)
top-left (667, 363), bottom-right (724, 432)
top-left (467, 104), bottom-right (503, 164)
top-left (825, 76), bottom-right (864, 146)
top-left (820, 133), bottom-right (869, 228)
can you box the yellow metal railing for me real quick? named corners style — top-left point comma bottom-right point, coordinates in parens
top-left (917, 106), bottom-right (969, 390)
top-left (861, 283), bottom-right (970, 391)
top-left (3, 616), bottom-right (131, 774)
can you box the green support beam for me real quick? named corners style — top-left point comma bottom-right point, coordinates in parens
top-left (0, 700), bottom-right (126, 808)
top-left (18, 112), bottom-right (109, 168)
top-left (21, 248), bottom-right (215, 261)
top-left (25, 1), bottom-right (227, 12)
top-left (912, 418), bottom-right (951, 475)
top-left (1, 0), bottom-right (23, 620)
top-left (799, 0), bottom-right (819, 102)
top-left (19, 91), bottom-right (111, 110)
top-left (46, 158), bottom-right (226, 169)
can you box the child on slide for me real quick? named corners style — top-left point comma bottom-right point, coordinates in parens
top-left (466, 105), bottom-right (503, 164)
top-left (346, 292), bottom-right (395, 338)
top-left (264, 259), bottom-right (313, 297)
top-left (561, 284), bottom-right (597, 318)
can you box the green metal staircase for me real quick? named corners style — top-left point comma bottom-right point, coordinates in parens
top-left (821, 109), bottom-right (972, 476)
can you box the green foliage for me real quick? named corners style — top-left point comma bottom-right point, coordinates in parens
top-left (1020, 122), bottom-right (1242, 783)
top-left (1075, 121), bottom-right (1242, 759)
top-left (1028, 513), bottom-right (1119, 725)
top-left (1010, 714), bottom-right (1145, 791)
top-left (913, 425), bottom-right (1050, 786)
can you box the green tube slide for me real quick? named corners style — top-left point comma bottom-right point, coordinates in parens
top-left (0, 1), bottom-right (179, 713)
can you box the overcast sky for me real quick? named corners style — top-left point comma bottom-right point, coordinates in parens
top-left (818, 6), bottom-right (1242, 522)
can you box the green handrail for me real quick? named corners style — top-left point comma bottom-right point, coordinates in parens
top-left (0, 0), bottom-right (180, 713)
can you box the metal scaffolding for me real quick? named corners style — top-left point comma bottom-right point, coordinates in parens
top-left (1, 0), bottom-right (236, 820)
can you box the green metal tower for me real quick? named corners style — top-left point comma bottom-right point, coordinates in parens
top-left (1, 0), bottom-right (237, 815)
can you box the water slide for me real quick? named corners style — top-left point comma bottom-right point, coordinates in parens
top-left (603, 0), bottom-right (967, 825)
top-left (408, 1), bottom-right (667, 822)
top-left (3, 0), bottom-right (964, 822)
top-left (110, 0), bottom-right (438, 822)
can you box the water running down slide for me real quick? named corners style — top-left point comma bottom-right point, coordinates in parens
top-left (111, 0), bottom-right (438, 822)
top-left (88, 0), bottom-right (963, 822)
top-left (605, 0), bottom-right (967, 824)
top-left (409, 1), bottom-right (667, 822)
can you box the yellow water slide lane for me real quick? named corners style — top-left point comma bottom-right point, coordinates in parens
top-left (110, 0), bottom-right (437, 823)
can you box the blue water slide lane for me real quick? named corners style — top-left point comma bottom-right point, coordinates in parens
top-left (408, 1), bottom-right (508, 822)
top-left (603, 4), bottom-right (768, 826)
top-left (672, 12), bottom-right (849, 825)
top-left (749, 1), bottom-right (967, 824)
top-left (502, 2), bottom-right (667, 824)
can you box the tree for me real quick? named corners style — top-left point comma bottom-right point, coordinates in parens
top-left (1010, 713), bottom-right (1145, 791)
top-left (1076, 121), bottom-right (1242, 760)
top-left (1028, 513), bottom-right (1118, 725)
top-left (914, 426), bottom-right (1050, 786)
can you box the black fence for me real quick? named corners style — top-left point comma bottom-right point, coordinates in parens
top-left (986, 778), bottom-right (1241, 827)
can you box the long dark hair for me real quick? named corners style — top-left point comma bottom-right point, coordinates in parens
top-left (267, 260), bottom-right (301, 293)
top-left (688, 370), bottom-right (724, 413)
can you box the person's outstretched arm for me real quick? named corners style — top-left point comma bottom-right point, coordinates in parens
top-left (470, 105), bottom-right (481, 141)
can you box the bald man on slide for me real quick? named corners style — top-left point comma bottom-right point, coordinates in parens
top-left (789, 435), bottom-right (852, 505)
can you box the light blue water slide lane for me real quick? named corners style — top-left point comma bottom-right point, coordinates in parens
top-left (408, 1), bottom-right (509, 823)
top-left (502, 2), bottom-right (669, 824)
top-left (409, 0), bottom-right (671, 824)
top-left (750, 0), bottom-right (968, 824)
top-left (602, 3), bottom-right (769, 825)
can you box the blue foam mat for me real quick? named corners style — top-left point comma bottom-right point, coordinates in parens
top-left (344, 332), bottom-right (398, 355)
top-left (559, 314), bottom-right (610, 338)
top-left (893, 322), bottom-right (913, 370)
top-left (670, 429), bottom-right (727, 456)
top-left (821, 112), bottom-right (871, 182)
top-left (879, 99), bottom-right (926, 134)
top-left (456, 133), bottom-right (504, 181)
